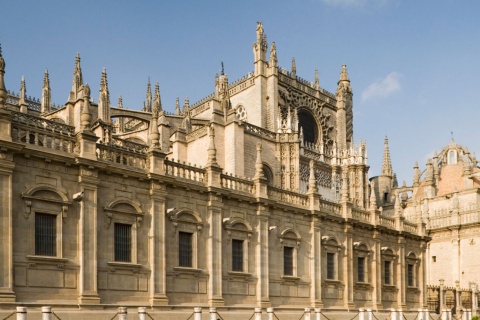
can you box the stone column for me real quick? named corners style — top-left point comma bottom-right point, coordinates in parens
top-left (344, 224), bottom-right (355, 308)
top-left (372, 231), bottom-right (382, 309)
top-left (419, 243), bottom-right (427, 308)
top-left (310, 216), bottom-right (323, 307)
top-left (149, 180), bottom-right (168, 305)
top-left (256, 204), bottom-right (270, 307)
top-left (207, 193), bottom-right (224, 306)
top-left (397, 237), bottom-right (406, 308)
top-left (0, 151), bottom-right (16, 302)
top-left (439, 279), bottom-right (445, 311)
top-left (78, 165), bottom-right (100, 304)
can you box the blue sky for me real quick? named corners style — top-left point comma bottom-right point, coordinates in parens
top-left (2, 0), bottom-right (480, 184)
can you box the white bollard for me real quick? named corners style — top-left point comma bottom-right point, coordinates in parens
top-left (304, 308), bottom-right (311, 320)
top-left (267, 307), bottom-right (274, 320)
top-left (209, 307), bottom-right (217, 320)
top-left (254, 307), bottom-right (262, 320)
top-left (417, 308), bottom-right (423, 320)
top-left (16, 307), bottom-right (27, 320)
top-left (467, 309), bottom-right (472, 320)
top-left (398, 309), bottom-right (403, 320)
top-left (441, 309), bottom-right (447, 320)
top-left (314, 308), bottom-right (322, 320)
top-left (138, 307), bottom-right (147, 320)
top-left (194, 307), bottom-right (202, 320)
top-left (462, 308), bottom-right (467, 320)
top-left (359, 308), bottom-right (365, 320)
top-left (424, 308), bottom-right (429, 320)
top-left (366, 309), bottom-right (373, 320)
top-left (447, 309), bottom-right (452, 320)
top-left (391, 308), bottom-right (397, 320)
top-left (42, 306), bottom-right (51, 320)
top-left (118, 307), bottom-right (128, 320)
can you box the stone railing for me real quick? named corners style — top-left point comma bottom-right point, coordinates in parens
top-left (96, 143), bottom-right (147, 169)
top-left (190, 95), bottom-right (214, 117)
top-left (379, 215), bottom-right (396, 229)
top-left (186, 125), bottom-right (208, 143)
top-left (228, 74), bottom-right (255, 96)
top-left (164, 158), bottom-right (206, 183)
top-left (320, 200), bottom-right (341, 215)
top-left (111, 137), bottom-right (149, 154)
top-left (11, 111), bottom-right (76, 153)
top-left (460, 210), bottom-right (480, 224)
top-left (352, 207), bottom-right (370, 222)
top-left (268, 186), bottom-right (309, 208)
top-left (221, 174), bottom-right (254, 194)
top-left (404, 220), bottom-right (418, 234)
top-left (244, 123), bottom-right (276, 140)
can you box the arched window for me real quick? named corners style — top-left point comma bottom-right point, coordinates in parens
top-left (263, 164), bottom-right (274, 186)
top-left (322, 236), bottom-right (341, 281)
top-left (224, 218), bottom-right (253, 274)
top-left (279, 229), bottom-right (302, 278)
top-left (448, 150), bottom-right (457, 165)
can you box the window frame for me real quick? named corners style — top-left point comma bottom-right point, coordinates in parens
top-left (406, 252), bottom-right (419, 288)
top-left (322, 236), bottom-right (341, 282)
top-left (114, 222), bottom-right (133, 263)
top-left (223, 218), bottom-right (252, 275)
top-left (279, 229), bottom-right (301, 279)
top-left (34, 212), bottom-right (59, 257)
top-left (353, 242), bottom-right (370, 284)
top-left (169, 210), bottom-right (203, 272)
top-left (381, 247), bottom-right (396, 287)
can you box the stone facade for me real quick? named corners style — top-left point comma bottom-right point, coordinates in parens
top-left (0, 23), bottom-right (428, 312)
top-left (372, 138), bottom-right (480, 311)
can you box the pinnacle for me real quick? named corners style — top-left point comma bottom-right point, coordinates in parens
top-left (339, 64), bottom-right (349, 82)
top-left (381, 136), bottom-right (393, 177)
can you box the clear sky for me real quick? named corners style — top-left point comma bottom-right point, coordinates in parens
top-left (2, 0), bottom-right (480, 184)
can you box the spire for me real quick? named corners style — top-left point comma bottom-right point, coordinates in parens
top-left (0, 44), bottom-right (7, 105)
top-left (144, 79), bottom-right (152, 112)
top-left (253, 22), bottom-right (268, 75)
top-left (254, 143), bottom-right (265, 180)
top-left (70, 53), bottom-right (83, 101)
top-left (381, 136), bottom-right (393, 177)
top-left (117, 96), bottom-right (123, 108)
top-left (153, 82), bottom-right (162, 113)
top-left (339, 64), bottom-right (349, 82)
top-left (175, 97), bottom-right (180, 115)
top-left (291, 57), bottom-right (296, 78)
top-left (206, 123), bottom-right (218, 166)
top-left (19, 76), bottom-right (28, 113)
top-left (314, 69), bottom-right (319, 90)
top-left (269, 42), bottom-right (277, 68)
top-left (98, 68), bottom-right (110, 122)
top-left (41, 69), bottom-right (51, 114)
top-left (80, 84), bottom-right (92, 130)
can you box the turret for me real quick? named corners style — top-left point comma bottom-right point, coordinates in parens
top-left (19, 76), bottom-right (28, 113)
top-left (335, 65), bottom-right (353, 150)
top-left (69, 53), bottom-right (83, 102)
top-left (97, 68), bottom-right (110, 122)
top-left (41, 69), bottom-right (51, 114)
top-left (0, 45), bottom-right (7, 106)
top-left (253, 22), bottom-right (268, 76)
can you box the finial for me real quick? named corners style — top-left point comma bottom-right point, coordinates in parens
top-left (118, 96), bottom-right (123, 108)
top-left (0, 43), bottom-right (6, 106)
top-left (221, 61), bottom-right (224, 76)
top-left (254, 143), bottom-right (265, 180)
top-left (81, 83), bottom-right (92, 130)
top-left (153, 81), bottom-right (162, 113)
top-left (314, 69), bottom-right (319, 89)
top-left (339, 64), bottom-right (349, 82)
top-left (207, 123), bottom-right (218, 166)
top-left (183, 96), bottom-right (190, 114)
top-left (308, 160), bottom-right (317, 192)
top-left (369, 181), bottom-right (377, 210)
top-left (269, 42), bottom-right (278, 67)
top-left (41, 69), bottom-right (51, 114)
top-left (451, 131), bottom-right (454, 141)
top-left (175, 97), bottom-right (180, 115)
top-left (145, 79), bottom-right (152, 112)
top-left (381, 136), bottom-right (393, 177)
top-left (149, 105), bottom-right (160, 150)
top-left (291, 57), bottom-right (296, 77)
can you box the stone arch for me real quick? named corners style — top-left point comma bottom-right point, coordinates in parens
top-left (22, 185), bottom-right (69, 203)
top-left (104, 198), bottom-right (143, 215)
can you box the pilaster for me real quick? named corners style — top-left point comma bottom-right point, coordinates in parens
top-left (344, 224), bottom-right (355, 309)
top-left (0, 151), bottom-right (16, 302)
top-left (372, 231), bottom-right (382, 310)
top-left (207, 192), bottom-right (224, 306)
top-left (256, 203), bottom-right (270, 307)
top-left (77, 165), bottom-right (100, 305)
top-left (310, 215), bottom-right (323, 307)
top-left (149, 181), bottom-right (168, 305)
top-left (397, 237), bottom-right (406, 308)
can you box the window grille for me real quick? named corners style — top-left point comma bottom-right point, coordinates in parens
top-left (384, 260), bottom-right (392, 285)
top-left (407, 264), bottom-right (414, 287)
top-left (327, 252), bottom-right (335, 279)
top-left (357, 257), bottom-right (365, 282)
top-left (35, 213), bottom-right (56, 256)
top-left (232, 239), bottom-right (244, 271)
top-left (114, 223), bottom-right (132, 262)
top-left (283, 246), bottom-right (294, 275)
top-left (179, 232), bottom-right (193, 267)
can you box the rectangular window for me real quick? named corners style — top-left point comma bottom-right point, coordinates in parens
top-left (384, 260), bottom-right (392, 285)
top-left (114, 223), bottom-right (132, 262)
top-left (232, 239), bottom-right (244, 272)
top-left (357, 257), bottom-right (365, 283)
top-left (407, 264), bottom-right (414, 287)
top-left (35, 213), bottom-right (56, 256)
top-left (284, 246), bottom-right (294, 275)
top-left (179, 232), bottom-right (193, 267)
top-left (327, 252), bottom-right (335, 280)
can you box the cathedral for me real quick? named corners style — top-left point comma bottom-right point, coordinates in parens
top-left (0, 23), bottom-right (429, 314)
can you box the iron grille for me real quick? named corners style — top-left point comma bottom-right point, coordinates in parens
top-left (179, 232), bottom-right (193, 267)
top-left (114, 223), bottom-right (132, 262)
top-left (357, 257), bottom-right (365, 282)
top-left (232, 239), bottom-right (244, 272)
top-left (35, 213), bottom-right (56, 256)
top-left (283, 246), bottom-right (294, 275)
